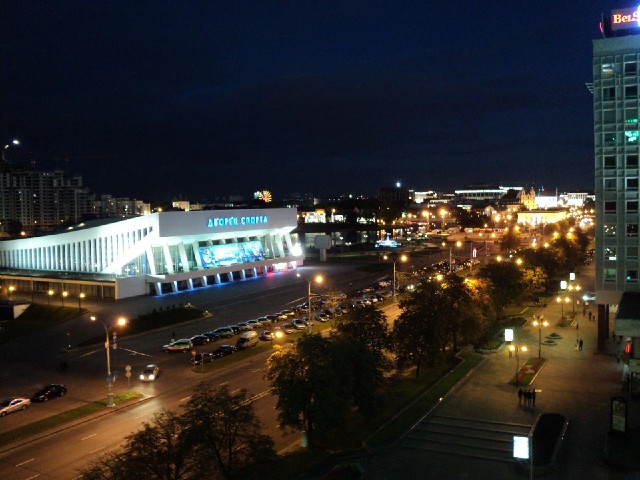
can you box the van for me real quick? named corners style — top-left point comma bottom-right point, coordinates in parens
top-left (235, 330), bottom-right (259, 350)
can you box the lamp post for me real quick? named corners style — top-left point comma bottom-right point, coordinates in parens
top-left (567, 284), bottom-right (581, 314)
top-left (47, 289), bottom-right (54, 306)
top-left (509, 344), bottom-right (528, 386)
top-left (61, 291), bottom-right (68, 307)
top-left (299, 273), bottom-right (323, 334)
top-left (532, 314), bottom-right (549, 358)
top-left (91, 315), bottom-right (127, 407)
top-left (556, 295), bottom-right (570, 318)
top-left (383, 253), bottom-right (407, 301)
top-left (8, 286), bottom-right (14, 300)
top-left (78, 292), bottom-right (85, 309)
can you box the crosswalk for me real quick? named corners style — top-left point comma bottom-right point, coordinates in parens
top-left (400, 414), bottom-right (532, 463)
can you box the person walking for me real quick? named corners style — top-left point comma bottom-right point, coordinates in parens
top-left (579, 338), bottom-right (584, 351)
top-left (576, 321), bottom-right (579, 331)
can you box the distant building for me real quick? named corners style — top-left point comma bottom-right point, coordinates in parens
top-left (0, 157), bottom-right (93, 234)
top-left (93, 195), bottom-right (150, 216)
top-left (534, 190), bottom-right (559, 209)
top-left (519, 187), bottom-right (536, 210)
top-left (454, 184), bottom-right (526, 202)
top-left (378, 187), bottom-right (413, 207)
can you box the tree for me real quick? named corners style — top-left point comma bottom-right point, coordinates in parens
top-left (476, 262), bottom-right (524, 319)
top-left (265, 334), bottom-right (354, 448)
top-left (80, 410), bottom-right (193, 480)
top-left (500, 228), bottom-right (520, 252)
top-left (181, 384), bottom-right (276, 479)
top-left (393, 279), bottom-right (448, 378)
top-left (521, 266), bottom-right (548, 303)
top-left (334, 304), bottom-right (389, 366)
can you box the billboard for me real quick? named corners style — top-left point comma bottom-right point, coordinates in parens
top-left (611, 6), bottom-right (640, 31)
top-left (198, 241), bottom-right (264, 268)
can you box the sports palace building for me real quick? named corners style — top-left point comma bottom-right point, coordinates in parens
top-left (0, 208), bottom-right (303, 300)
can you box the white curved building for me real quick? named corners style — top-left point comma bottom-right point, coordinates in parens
top-left (0, 208), bottom-right (303, 300)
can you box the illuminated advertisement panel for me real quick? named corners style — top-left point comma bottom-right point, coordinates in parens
top-left (198, 241), bottom-right (264, 268)
top-left (611, 6), bottom-right (640, 31)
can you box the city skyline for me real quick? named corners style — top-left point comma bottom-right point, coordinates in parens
top-left (1, 1), bottom-right (625, 200)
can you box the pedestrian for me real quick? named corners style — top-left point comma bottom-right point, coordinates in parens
top-left (576, 321), bottom-right (579, 331)
top-left (524, 389), bottom-right (531, 407)
top-left (579, 338), bottom-right (583, 351)
top-left (518, 388), bottom-right (523, 406)
top-left (617, 350), bottom-right (622, 363)
top-left (575, 339), bottom-right (579, 351)
top-left (532, 389), bottom-right (536, 406)
top-left (589, 311), bottom-right (593, 322)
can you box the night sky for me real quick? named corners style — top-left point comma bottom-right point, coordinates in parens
top-left (0, 2), bottom-right (630, 201)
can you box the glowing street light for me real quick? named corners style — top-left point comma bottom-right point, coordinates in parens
top-left (78, 292), bottom-right (86, 309)
top-left (61, 291), bottom-right (68, 307)
top-left (48, 289), bottom-right (54, 306)
top-left (509, 344), bottom-right (528, 387)
top-left (532, 314), bottom-right (549, 358)
top-left (383, 253), bottom-right (408, 301)
top-left (298, 273), bottom-right (323, 334)
top-left (91, 315), bottom-right (127, 407)
top-left (8, 285), bottom-right (15, 300)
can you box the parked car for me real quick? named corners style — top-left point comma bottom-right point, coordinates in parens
top-left (291, 319), bottom-right (307, 330)
top-left (202, 331), bottom-right (221, 342)
top-left (139, 364), bottom-right (160, 381)
top-left (211, 327), bottom-right (234, 338)
top-left (246, 320), bottom-right (260, 329)
top-left (260, 330), bottom-right (274, 341)
top-left (228, 325), bottom-right (241, 335)
top-left (235, 322), bottom-right (252, 332)
top-left (212, 344), bottom-right (236, 358)
top-left (281, 323), bottom-right (295, 334)
top-left (190, 335), bottom-right (210, 346)
top-left (190, 353), bottom-right (214, 365)
top-left (31, 384), bottom-right (67, 402)
top-left (236, 330), bottom-right (259, 350)
top-left (0, 397), bottom-right (30, 417)
top-left (255, 317), bottom-right (269, 326)
top-left (162, 339), bottom-right (193, 352)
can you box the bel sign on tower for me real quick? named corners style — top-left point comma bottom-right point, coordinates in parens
top-left (611, 6), bottom-right (640, 31)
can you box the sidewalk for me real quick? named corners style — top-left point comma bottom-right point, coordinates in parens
top-left (358, 264), bottom-right (640, 479)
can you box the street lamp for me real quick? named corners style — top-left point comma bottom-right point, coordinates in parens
top-left (91, 315), bottom-right (127, 407)
top-left (556, 295), bottom-right (570, 318)
top-left (509, 344), bottom-right (528, 386)
top-left (383, 253), bottom-right (408, 301)
top-left (567, 284), bottom-right (581, 314)
top-left (8, 286), bottom-right (14, 300)
top-left (61, 291), bottom-right (68, 307)
top-left (78, 292), bottom-right (85, 309)
top-left (47, 289), bottom-right (54, 306)
top-left (298, 273), bottom-right (323, 334)
top-left (532, 314), bottom-right (549, 358)
top-left (439, 209), bottom-right (447, 229)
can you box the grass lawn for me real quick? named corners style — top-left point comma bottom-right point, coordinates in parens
top-left (0, 391), bottom-right (143, 447)
top-left (0, 304), bottom-right (84, 344)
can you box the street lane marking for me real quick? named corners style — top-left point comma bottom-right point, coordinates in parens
top-left (15, 458), bottom-right (35, 467)
top-left (179, 396), bottom-right (191, 402)
top-left (82, 434), bottom-right (97, 440)
top-left (218, 382), bottom-right (229, 387)
top-left (24, 475), bottom-right (40, 480)
top-left (134, 413), bottom-right (149, 419)
top-left (90, 447), bottom-right (105, 454)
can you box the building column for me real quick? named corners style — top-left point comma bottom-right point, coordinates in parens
top-left (162, 244), bottom-right (175, 274)
top-left (598, 303), bottom-right (609, 352)
top-left (177, 242), bottom-right (190, 272)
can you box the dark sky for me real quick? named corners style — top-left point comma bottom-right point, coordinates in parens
top-left (0, 1), bottom-right (629, 201)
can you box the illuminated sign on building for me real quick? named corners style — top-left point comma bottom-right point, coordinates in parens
top-left (207, 215), bottom-right (269, 228)
top-left (611, 6), bottom-right (640, 31)
top-left (198, 241), bottom-right (265, 268)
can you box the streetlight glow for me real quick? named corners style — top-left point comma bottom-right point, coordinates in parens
top-left (90, 315), bottom-right (127, 407)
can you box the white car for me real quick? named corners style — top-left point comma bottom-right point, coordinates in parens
top-left (162, 339), bottom-right (193, 352)
top-left (140, 364), bottom-right (160, 381)
top-left (0, 397), bottom-right (31, 417)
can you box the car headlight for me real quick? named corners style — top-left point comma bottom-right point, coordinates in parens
top-left (140, 375), bottom-right (145, 380)
top-left (149, 375), bottom-right (155, 380)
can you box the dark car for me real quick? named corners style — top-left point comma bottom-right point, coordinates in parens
top-left (212, 344), bottom-right (236, 358)
top-left (202, 331), bottom-right (221, 342)
top-left (190, 335), bottom-right (210, 346)
top-left (31, 384), bottom-right (67, 402)
top-left (190, 353), bottom-right (214, 365)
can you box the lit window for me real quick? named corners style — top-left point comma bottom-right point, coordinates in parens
top-left (605, 246), bottom-right (617, 260)
top-left (604, 268), bottom-right (617, 281)
top-left (626, 109), bottom-right (638, 123)
top-left (626, 131), bottom-right (639, 143)
top-left (603, 64), bottom-right (615, 77)
top-left (605, 224), bottom-right (617, 237)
